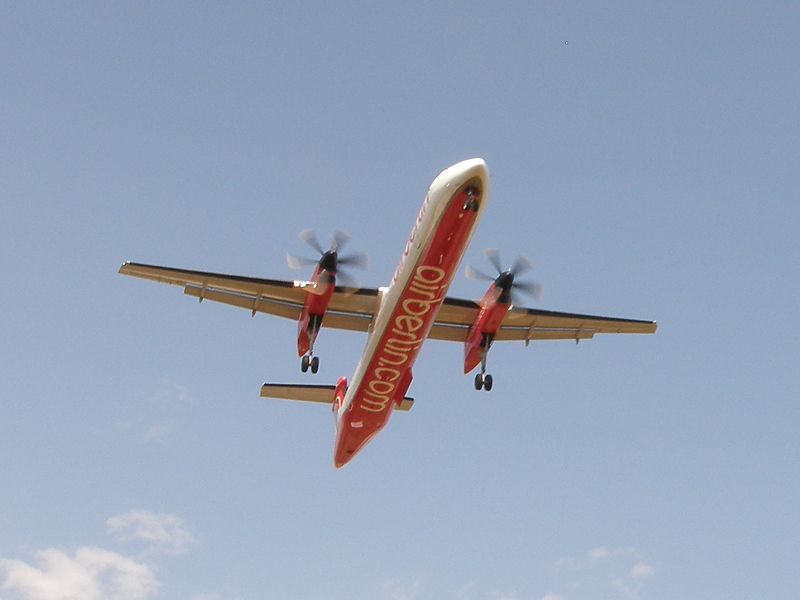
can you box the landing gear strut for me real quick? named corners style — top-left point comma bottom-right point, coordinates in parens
top-left (301, 315), bottom-right (322, 374)
top-left (473, 333), bottom-right (494, 392)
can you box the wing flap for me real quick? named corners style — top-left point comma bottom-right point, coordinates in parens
top-left (429, 295), bottom-right (656, 343)
top-left (182, 285), bottom-right (304, 320)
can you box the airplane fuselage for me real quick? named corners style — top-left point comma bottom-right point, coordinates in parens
top-left (332, 159), bottom-right (490, 467)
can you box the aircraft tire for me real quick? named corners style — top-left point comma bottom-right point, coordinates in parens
top-left (474, 373), bottom-right (483, 390)
top-left (311, 356), bottom-right (319, 374)
top-left (301, 355), bottom-right (310, 373)
top-left (483, 374), bottom-right (493, 391)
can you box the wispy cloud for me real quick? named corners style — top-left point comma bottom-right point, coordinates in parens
top-left (0, 547), bottom-right (158, 600)
top-left (548, 546), bottom-right (656, 600)
top-left (586, 547), bottom-right (611, 562)
top-left (491, 591), bottom-right (520, 600)
top-left (106, 510), bottom-right (195, 556)
top-left (629, 563), bottom-right (654, 579)
top-left (555, 546), bottom-right (637, 571)
top-left (610, 561), bottom-right (655, 600)
top-left (139, 380), bottom-right (194, 442)
top-left (113, 380), bottom-right (195, 442)
top-left (381, 576), bottom-right (423, 600)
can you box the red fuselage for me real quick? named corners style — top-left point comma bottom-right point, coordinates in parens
top-left (331, 159), bottom-right (489, 467)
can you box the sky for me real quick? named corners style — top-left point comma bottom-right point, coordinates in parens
top-left (1, 2), bottom-right (798, 599)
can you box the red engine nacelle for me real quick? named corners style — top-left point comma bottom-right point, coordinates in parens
top-left (464, 282), bottom-right (512, 391)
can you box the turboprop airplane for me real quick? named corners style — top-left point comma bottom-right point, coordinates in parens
top-left (119, 158), bottom-right (657, 467)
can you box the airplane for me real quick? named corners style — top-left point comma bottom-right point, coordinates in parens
top-left (119, 158), bottom-right (656, 468)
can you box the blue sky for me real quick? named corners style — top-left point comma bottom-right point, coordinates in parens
top-left (1, 2), bottom-right (798, 599)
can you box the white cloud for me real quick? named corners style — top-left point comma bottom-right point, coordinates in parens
top-left (629, 563), bottom-right (654, 580)
top-left (106, 510), bottom-right (195, 555)
top-left (132, 381), bottom-right (194, 442)
top-left (548, 546), bottom-right (655, 600)
top-left (381, 577), bottom-right (422, 600)
top-left (151, 381), bottom-right (192, 404)
top-left (552, 557), bottom-right (576, 570)
top-left (141, 420), bottom-right (176, 441)
top-left (586, 547), bottom-right (610, 562)
top-left (490, 592), bottom-right (520, 600)
top-left (0, 547), bottom-right (158, 600)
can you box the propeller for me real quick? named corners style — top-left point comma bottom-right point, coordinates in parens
top-left (287, 228), bottom-right (369, 288)
top-left (465, 248), bottom-right (543, 304)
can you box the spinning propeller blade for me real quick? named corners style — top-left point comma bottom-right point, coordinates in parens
top-left (465, 264), bottom-right (495, 282)
top-left (288, 228), bottom-right (369, 287)
top-left (466, 248), bottom-right (544, 304)
top-left (286, 254), bottom-right (319, 270)
top-left (298, 229), bottom-right (325, 255)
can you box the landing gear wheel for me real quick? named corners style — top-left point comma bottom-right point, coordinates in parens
top-left (483, 374), bottom-right (493, 391)
top-left (474, 373), bottom-right (484, 390)
top-left (301, 355), bottom-right (310, 373)
top-left (310, 356), bottom-right (319, 374)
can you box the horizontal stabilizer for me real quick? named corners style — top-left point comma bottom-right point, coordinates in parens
top-left (260, 383), bottom-right (414, 411)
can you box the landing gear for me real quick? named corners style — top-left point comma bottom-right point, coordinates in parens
top-left (301, 354), bottom-right (320, 374)
top-left (474, 333), bottom-right (494, 392)
top-left (474, 373), bottom-right (493, 391)
top-left (463, 186), bottom-right (480, 212)
top-left (301, 315), bottom-right (322, 374)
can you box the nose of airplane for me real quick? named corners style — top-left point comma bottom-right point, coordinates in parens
top-left (429, 158), bottom-right (490, 203)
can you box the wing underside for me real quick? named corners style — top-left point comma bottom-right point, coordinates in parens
top-left (119, 262), bottom-right (656, 343)
top-left (429, 298), bottom-right (657, 343)
top-left (119, 262), bottom-right (379, 332)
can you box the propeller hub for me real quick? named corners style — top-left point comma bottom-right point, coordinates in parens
top-left (319, 251), bottom-right (338, 273)
top-left (495, 271), bottom-right (514, 301)
top-left (495, 271), bottom-right (514, 291)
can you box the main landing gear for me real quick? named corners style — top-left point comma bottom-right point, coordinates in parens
top-left (301, 354), bottom-right (319, 374)
top-left (301, 315), bottom-right (321, 374)
top-left (473, 333), bottom-right (494, 392)
top-left (474, 372), bottom-right (493, 391)
top-left (463, 186), bottom-right (480, 212)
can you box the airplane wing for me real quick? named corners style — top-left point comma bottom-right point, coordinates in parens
top-left (118, 262), bottom-right (379, 332)
top-left (428, 297), bottom-right (657, 344)
top-left (119, 262), bottom-right (656, 343)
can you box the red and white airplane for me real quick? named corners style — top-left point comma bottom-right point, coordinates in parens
top-left (119, 159), bottom-right (656, 468)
